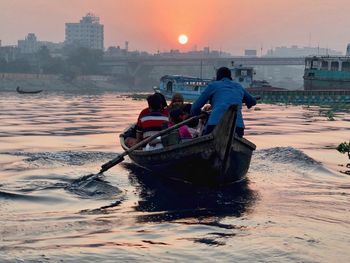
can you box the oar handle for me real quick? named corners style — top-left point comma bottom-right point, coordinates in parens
top-left (99, 113), bottom-right (205, 173)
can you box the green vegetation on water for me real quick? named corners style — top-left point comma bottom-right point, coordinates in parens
top-left (337, 141), bottom-right (350, 174)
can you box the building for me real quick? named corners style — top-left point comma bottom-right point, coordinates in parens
top-left (0, 45), bottom-right (19, 61)
top-left (17, 33), bottom-right (64, 55)
top-left (18, 33), bottom-right (40, 54)
top-left (156, 47), bottom-right (231, 58)
top-left (346, 44), bottom-right (350, 56)
top-left (266, 45), bottom-right (342, 57)
top-left (244, 49), bottom-right (257, 57)
top-left (65, 13), bottom-right (104, 50)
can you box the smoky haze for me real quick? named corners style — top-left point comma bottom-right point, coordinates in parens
top-left (0, 0), bottom-right (349, 54)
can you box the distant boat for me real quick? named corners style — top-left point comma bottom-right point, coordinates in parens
top-left (157, 65), bottom-right (255, 100)
top-left (16, 86), bottom-right (43, 94)
top-left (246, 80), bottom-right (287, 92)
top-left (303, 56), bottom-right (350, 90)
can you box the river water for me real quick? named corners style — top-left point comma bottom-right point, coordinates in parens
top-left (0, 92), bottom-right (349, 262)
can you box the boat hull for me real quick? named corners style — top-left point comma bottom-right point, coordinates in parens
top-left (304, 77), bottom-right (350, 90)
top-left (16, 88), bottom-right (43, 94)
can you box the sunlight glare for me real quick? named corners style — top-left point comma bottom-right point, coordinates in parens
top-left (178, 34), bottom-right (188, 45)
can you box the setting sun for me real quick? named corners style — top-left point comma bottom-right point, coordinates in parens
top-left (178, 34), bottom-right (188, 45)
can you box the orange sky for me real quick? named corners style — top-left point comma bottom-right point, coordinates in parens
top-left (1, 0), bottom-right (349, 54)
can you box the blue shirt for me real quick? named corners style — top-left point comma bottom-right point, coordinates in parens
top-left (190, 78), bottom-right (256, 128)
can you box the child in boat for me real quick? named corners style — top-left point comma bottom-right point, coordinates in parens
top-left (168, 93), bottom-right (184, 112)
top-left (169, 108), bottom-right (192, 140)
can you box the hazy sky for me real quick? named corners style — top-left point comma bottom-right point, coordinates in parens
top-left (1, 0), bottom-right (349, 54)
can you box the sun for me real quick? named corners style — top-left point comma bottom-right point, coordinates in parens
top-left (178, 34), bottom-right (188, 45)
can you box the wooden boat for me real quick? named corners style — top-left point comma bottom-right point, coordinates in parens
top-left (16, 87), bottom-right (43, 94)
top-left (120, 105), bottom-right (256, 185)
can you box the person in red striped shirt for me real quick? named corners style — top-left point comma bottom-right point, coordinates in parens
top-left (125, 94), bottom-right (169, 147)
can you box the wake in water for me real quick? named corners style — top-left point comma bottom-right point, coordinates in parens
top-left (1, 150), bottom-right (117, 168)
top-left (256, 147), bottom-right (320, 166)
top-left (0, 150), bottom-right (124, 201)
top-left (251, 146), bottom-right (340, 177)
top-left (0, 175), bottom-right (123, 202)
top-left (0, 146), bottom-right (338, 204)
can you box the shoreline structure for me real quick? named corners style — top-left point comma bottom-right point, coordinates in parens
top-left (0, 73), bottom-right (146, 93)
top-left (1, 72), bottom-right (349, 108)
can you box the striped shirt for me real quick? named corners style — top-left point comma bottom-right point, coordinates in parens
top-left (136, 108), bottom-right (169, 138)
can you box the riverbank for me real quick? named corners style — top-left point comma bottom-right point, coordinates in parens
top-left (0, 73), bottom-right (152, 93)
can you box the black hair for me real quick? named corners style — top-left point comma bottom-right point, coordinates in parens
top-left (147, 94), bottom-right (162, 111)
top-left (169, 108), bottom-right (184, 124)
top-left (216, 67), bottom-right (232, 80)
top-left (154, 92), bottom-right (168, 108)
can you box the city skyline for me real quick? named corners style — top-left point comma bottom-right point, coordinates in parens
top-left (1, 0), bottom-right (349, 54)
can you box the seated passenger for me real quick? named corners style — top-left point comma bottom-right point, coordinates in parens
top-left (124, 94), bottom-right (169, 147)
top-left (168, 93), bottom-right (184, 112)
top-left (154, 92), bottom-right (168, 114)
top-left (169, 108), bottom-right (192, 140)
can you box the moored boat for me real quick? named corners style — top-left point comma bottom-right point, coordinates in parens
top-left (120, 105), bottom-right (256, 185)
top-left (16, 86), bottom-right (43, 94)
top-left (303, 56), bottom-right (350, 90)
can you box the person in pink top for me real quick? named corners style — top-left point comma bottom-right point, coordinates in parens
top-left (169, 108), bottom-right (192, 139)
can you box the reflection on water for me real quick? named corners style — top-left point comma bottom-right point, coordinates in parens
top-left (0, 92), bottom-right (350, 262)
top-left (124, 163), bottom-right (256, 224)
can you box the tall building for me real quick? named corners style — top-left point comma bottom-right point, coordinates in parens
top-left (65, 13), bottom-right (104, 50)
top-left (18, 33), bottom-right (40, 54)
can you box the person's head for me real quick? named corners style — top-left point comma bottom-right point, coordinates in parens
top-left (169, 108), bottom-right (186, 124)
top-left (182, 103), bottom-right (192, 114)
top-left (147, 94), bottom-right (162, 111)
top-left (154, 92), bottom-right (167, 109)
top-left (216, 67), bottom-right (232, 81)
top-left (170, 93), bottom-right (184, 109)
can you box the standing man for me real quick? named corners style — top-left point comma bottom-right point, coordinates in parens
top-left (190, 67), bottom-right (256, 137)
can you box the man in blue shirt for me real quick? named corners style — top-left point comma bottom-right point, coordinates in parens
top-left (190, 67), bottom-right (256, 137)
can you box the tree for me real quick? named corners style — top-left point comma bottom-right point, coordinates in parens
top-left (66, 47), bottom-right (103, 75)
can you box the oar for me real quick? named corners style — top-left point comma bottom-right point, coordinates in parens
top-left (99, 113), bottom-right (205, 174)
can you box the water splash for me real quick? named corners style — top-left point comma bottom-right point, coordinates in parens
top-left (67, 174), bottom-right (122, 200)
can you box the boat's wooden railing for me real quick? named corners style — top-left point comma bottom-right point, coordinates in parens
top-left (212, 104), bottom-right (238, 176)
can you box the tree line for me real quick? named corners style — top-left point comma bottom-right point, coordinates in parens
top-left (0, 46), bottom-right (104, 81)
